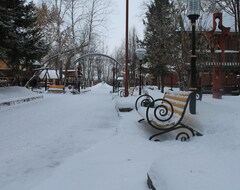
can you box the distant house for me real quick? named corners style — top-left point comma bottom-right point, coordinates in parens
top-left (0, 60), bottom-right (9, 70)
top-left (63, 69), bottom-right (82, 86)
top-left (0, 60), bottom-right (43, 86)
top-left (0, 60), bottom-right (13, 86)
top-left (39, 70), bottom-right (65, 85)
top-left (38, 69), bottom-right (83, 87)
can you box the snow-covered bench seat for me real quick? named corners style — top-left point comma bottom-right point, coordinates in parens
top-left (135, 91), bottom-right (202, 141)
top-left (48, 85), bottom-right (65, 93)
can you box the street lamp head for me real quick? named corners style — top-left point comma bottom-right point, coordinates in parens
top-left (187, 0), bottom-right (200, 20)
top-left (135, 48), bottom-right (146, 61)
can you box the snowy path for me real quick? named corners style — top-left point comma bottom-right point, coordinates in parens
top-left (0, 86), bottom-right (119, 190)
top-left (2, 85), bottom-right (240, 190)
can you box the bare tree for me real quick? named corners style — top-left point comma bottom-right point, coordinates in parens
top-left (79, 0), bottom-right (111, 85)
top-left (128, 27), bottom-right (138, 87)
top-left (36, 0), bottom-right (72, 83)
top-left (112, 27), bottom-right (140, 88)
top-left (36, 0), bottom-right (111, 85)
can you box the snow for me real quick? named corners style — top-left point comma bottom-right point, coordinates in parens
top-left (0, 86), bottom-right (41, 102)
top-left (0, 86), bottom-right (43, 106)
top-left (0, 84), bottom-right (240, 190)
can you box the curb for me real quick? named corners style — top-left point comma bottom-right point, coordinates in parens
top-left (0, 95), bottom-right (44, 107)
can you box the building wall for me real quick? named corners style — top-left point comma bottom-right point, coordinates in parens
top-left (199, 31), bottom-right (240, 94)
top-left (0, 60), bottom-right (9, 70)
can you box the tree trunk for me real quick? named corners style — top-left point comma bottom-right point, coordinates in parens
top-left (160, 74), bottom-right (165, 93)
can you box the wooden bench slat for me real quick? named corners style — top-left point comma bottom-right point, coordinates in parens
top-left (164, 105), bottom-right (183, 116)
top-left (164, 100), bottom-right (185, 110)
top-left (151, 120), bottom-right (176, 128)
top-left (48, 85), bottom-right (65, 93)
top-left (164, 94), bottom-right (188, 102)
top-left (48, 85), bottom-right (65, 89)
top-left (172, 108), bottom-right (184, 116)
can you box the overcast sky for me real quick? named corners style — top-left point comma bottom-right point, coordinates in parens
top-left (31, 0), bottom-right (235, 55)
top-left (31, 0), bottom-right (146, 54)
top-left (105, 0), bottom-right (146, 54)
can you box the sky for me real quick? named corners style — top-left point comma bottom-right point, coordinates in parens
top-left (31, 0), bottom-right (146, 54)
top-left (105, 0), bottom-right (146, 53)
top-left (0, 84), bottom-right (240, 190)
top-left (30, 0), bottom-right (236, 54)
top-left (103, 0), bottom-right (236, 53)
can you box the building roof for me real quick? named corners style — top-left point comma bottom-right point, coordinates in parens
top-left (117, 76), bottom-right (124, 81)
top-left (39, 70), bottom-right (65, 79)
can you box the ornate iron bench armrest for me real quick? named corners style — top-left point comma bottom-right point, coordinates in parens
top-left (146, 98), bottom-right (175, 130)
top-left (135, 94), bottom-right (155, 112)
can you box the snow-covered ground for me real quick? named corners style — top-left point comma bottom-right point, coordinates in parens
top-left (0, 84), bottom-right (240, 190)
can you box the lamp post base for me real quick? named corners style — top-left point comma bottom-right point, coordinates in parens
top-left (189, 90), bottom-right (196, 114)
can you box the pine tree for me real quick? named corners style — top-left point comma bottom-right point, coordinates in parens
top-left (143, 0), bottom-right (175, 92)
top-left (0, 0), bottom-right (48, 85)
top-left (0, 0), bottom-right (15, 58)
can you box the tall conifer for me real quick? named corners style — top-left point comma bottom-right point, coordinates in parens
top-left (0, 0), bottom-right (48, 85)
top-left (143, 0), bottom-right (175, 91)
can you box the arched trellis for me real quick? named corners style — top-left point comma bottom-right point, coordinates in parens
top-left (73, 53), bottom-right (123, 92)
top-left (73, 53), bottom-right (123, 68)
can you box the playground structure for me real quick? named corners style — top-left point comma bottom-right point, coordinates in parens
top-left (24, 53), bottom-right (123, 93)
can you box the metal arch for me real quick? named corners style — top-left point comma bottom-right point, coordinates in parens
top-left (73, 53), bottom-right (123, 68)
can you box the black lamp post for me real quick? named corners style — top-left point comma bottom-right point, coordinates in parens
top-left (112, 67), bottom-right (116, 93)
top-left (237, 74), bottom-right (240, 94)
top-left (187, 0), bottom-right (200, 115)
top-left (77, 64), bottom-right (82, 93)
top-left (135, 48), bottom-right (146, 95)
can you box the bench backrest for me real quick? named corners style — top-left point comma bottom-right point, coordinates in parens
top-left (163, 91), bottom-right (191, 117)
top-left (144, 91), bottom-right (191, 130)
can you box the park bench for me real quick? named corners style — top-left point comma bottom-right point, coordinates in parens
top-left (48, 85), bottom-right (65, 93)
top-left (135, 91), bottom-right (202, 141)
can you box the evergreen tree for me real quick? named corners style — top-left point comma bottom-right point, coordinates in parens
top-left (143, 0), bottom-right (175, 92)
top-left (0, 0), bottom-right (15, 58)
top-left (0, 0), bottom-right (48, 85)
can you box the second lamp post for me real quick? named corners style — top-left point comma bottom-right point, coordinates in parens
top-left (135, 48), bottom-right (147, 95)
